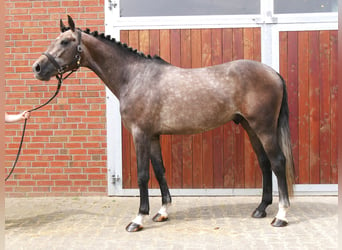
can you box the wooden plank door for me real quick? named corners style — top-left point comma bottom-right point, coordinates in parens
top-left (120, 28), bottom-right (262, 189)
top-left (279, 30), bottom-right (338, 185)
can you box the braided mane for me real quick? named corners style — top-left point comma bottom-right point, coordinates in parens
top-left (61, 26), bottom-right (166, 63)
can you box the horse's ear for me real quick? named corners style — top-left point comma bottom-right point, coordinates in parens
top-left (60, 19), bottom-right (67, 33)
top-left (67, 15), bottom-right (75, 32)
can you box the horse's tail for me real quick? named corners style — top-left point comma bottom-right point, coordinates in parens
top-left (277, 73), bottom-right (295, 197)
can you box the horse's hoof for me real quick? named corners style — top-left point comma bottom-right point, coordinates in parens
top-left (126, 222), bottom-right (143, 232)
top-left (152, 213), bottom-right (168, 222)
top-left (251, 209), bottom-right (267, 218)
top-left (271, 217), bottom-right (288, 227)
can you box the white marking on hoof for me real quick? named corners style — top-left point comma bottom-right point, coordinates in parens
top-left (132, 214), bottom-right (146, 226)
top-left (157, 204), bottom-right (170, 218)
top-left (275, 205), bottom-right (288, 223)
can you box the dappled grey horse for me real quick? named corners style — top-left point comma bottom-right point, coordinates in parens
top-left (32, 16), bottom-right (295, 232)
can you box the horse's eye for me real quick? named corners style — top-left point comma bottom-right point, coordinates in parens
top-left (61, 40), bottom-right (69, 46)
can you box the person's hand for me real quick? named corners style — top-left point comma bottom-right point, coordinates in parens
top-left (20, 111), bottom-right (31, 120)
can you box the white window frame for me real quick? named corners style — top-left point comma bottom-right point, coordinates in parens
top-left (105, 0), bottom-right (337, 196)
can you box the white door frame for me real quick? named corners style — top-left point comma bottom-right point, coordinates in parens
top-left (104, 0), bottom-right (338, 196)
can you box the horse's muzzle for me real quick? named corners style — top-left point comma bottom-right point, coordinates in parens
top-left (32, 57), bottom-right (53, 81)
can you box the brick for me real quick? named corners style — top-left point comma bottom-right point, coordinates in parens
top-left (48, 8), bottom-right (67, 14)
top-left (10, 47), bottom-right (29, 54)
top-left (80, 0), bottom-right (99, 6)
top-left (32, 175), bottom-right (50, 180)
top-left (88, 149), bottom-right (106, 155)
top-left (85, 6), bottom-right (104, 13)
top-left (15, 174), bottom-right (31, 180)
top-left (55, 155), bottom-right (72, 161)
top-left (37, 180), bottom-right (54, 186)
top-left (33, 187), bottom-right (51, 192)
top-left (64, 117), bottom-right (82, 123)
top-left (50, 161), bottom-right (68, 167)
top-left (88, 187), bottom-right (106, 192)
top-left (84, 168), bottom-right (101, 173)
top-left (86, 136), bottom-right (106, 142)
top-left (66, 7), bottom-right (84, 13)
top-left (13, 15), bottom-right (32, 21)
top-left (31, 136), bottom-right (49, 142)
top-left (51, 187), bottom-right (69, 192)
top-left (22, 149), bottom-right (41, 155)
top-left (41, 149), bottom-right (59, 155)
top-left (36, 155), bottom-right (54, 161)
top-left (55, 181), bottom-right (73, 186)
top-left (14, 2), bottom-right (32, 8)
top-left (15, 186), bottom-right (33, 192)
top-left (69, 149), bottom-right (87, 154)
top-left (19, 181), bottom-right (36, 186)
top-left (73, 155), bottom-right (91, 161)
top-left (46, 168), bottom-right (63, 174)
top-left (69, 161), bottom-right (87, 167)
top-left (86, 19), bottom-right (104, 26)
top-left (29, 9), bottom-right (47, 15)
top-left (61, 1), bottom-right (80, 7)
top-left (63, 167), bottom-right (81, 173)
top-left (73, 130), bottom-right (91, 136)
top-left (69, 136), bottom-right (87, 142)
top-left (87, 98), bottom-right (105, 103)
top-left (70, 174), bottom-right (87, 180)
top-left (45, 143), bottom-right (64, 148)
top-left (74, 181), bottom-right (92, 186)
top-left (51, 174), bottom-right (69, 180)
top-left (43, 1), bottom-right (61, 7)
top-left (70, 187), bottom-right (88, 192)
top-left (64, 143), bottom-right (82, 148)
top-left (83, 142), bottom-right (100, 148)
top-left (32, 162), bottom-right (50, 168)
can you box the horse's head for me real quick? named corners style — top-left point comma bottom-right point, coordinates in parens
top-left (32, 15), bottom-right (82, 81)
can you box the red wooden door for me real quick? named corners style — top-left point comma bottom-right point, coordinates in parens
top-left (120, 28), bottom-right (262, 189)
top-left (279, 30), bottom-right (338, 185)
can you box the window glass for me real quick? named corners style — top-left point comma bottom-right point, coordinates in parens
top-left (120, 0), bottom-right (260, 17)
top-left (274, 0), bottom-right (337, 14)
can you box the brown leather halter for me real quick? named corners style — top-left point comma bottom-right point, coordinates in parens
top-left (42, 29), bottom-right (82, 78)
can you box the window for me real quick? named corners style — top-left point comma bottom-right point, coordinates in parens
top-left (274, 0), bottom-right (337, 14)
top-left (120, 0), bottom-right (260, 17)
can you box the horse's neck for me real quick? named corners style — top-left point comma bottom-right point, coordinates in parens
top-left (82, 33), bottom-right (130, 98)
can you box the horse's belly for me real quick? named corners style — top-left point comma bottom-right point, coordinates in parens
top-left (158, 110), bottom-right (234, 135)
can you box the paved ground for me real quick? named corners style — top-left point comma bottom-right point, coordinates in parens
top-left (5, 196), bottom-right (337, 250)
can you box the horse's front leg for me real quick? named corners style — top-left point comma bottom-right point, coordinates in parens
top-left (150, 136), bottom-right (171, 222)
top-left (126, 130), bottom-right (151, 232)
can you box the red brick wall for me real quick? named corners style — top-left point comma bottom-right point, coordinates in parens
top-left (5, 0), bottom-right (107, 197)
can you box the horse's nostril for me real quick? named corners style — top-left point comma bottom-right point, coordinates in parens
top-left (34, 63), bottom-right (41, 73)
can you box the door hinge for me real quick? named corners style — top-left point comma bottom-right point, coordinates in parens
top-left (253, 11), bottom-right (278, 24)
top-left (112, 174), bottom-right (121, 184)
top-left (254, 16), bottom-right (278, 24)
top-left (108, 0), bottom-right (118, 10)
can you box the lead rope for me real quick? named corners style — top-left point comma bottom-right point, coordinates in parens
top-left (5, 71), bottom-right (76, 181)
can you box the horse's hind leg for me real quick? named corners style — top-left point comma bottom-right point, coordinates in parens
top-left (150, 136), bottom-right (172, 222)
top-left (241, 120), bottom-right (273, 219)
top-left (258, 133), bottom-right (290, 227)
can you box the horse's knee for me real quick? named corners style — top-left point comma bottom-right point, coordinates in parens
top-left (137, 176), bottom-right (149, 188)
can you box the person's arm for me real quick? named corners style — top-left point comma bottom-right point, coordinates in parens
top-left (5, 111), bottom-right (30, 123)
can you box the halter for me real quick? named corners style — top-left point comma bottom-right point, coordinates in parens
top-left (42, 29), bottom-right (83, 81)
